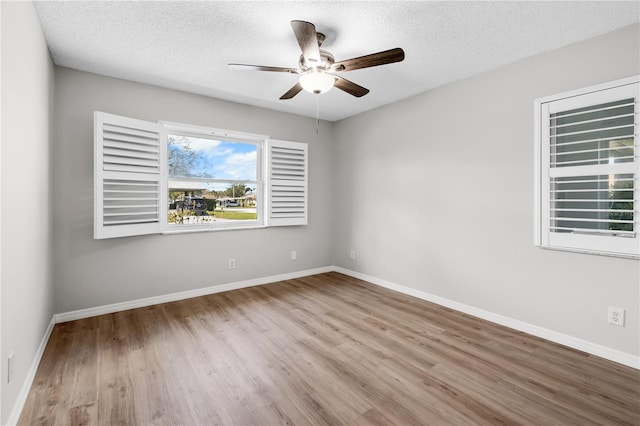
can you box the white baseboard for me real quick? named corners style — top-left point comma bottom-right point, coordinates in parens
top-left (334, 266), bottom-right (640, 370)
top-left (6, 317), bottom-right (55, 426)
top-left (54, 266), bottom-right (333, 324)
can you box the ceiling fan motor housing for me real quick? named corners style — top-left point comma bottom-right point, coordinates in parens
top-left (299, 49), bottom-right (335, 72)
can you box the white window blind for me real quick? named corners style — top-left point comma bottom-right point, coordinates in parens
top-left (266, 139), bottom-right (308, 226)
top-left (94, 112), bottom-right (167, 239)
top-left (535, 76), bottom-right (640, 257)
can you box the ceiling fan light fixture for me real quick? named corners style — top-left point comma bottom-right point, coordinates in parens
top-left (299, 70), bottom-right (335, 94)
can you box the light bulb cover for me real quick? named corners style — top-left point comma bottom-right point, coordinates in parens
top-left (299, 71), bottom-right (335, 94)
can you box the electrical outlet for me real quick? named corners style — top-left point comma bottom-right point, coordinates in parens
top-left (608, 306), bottom-right (625, 327)
top-left (228, 258), bottom-right (236, 270)
top-left (349, 249), bottom-right (356, 260)
top-left (7, 352), bottom-right (14, 384)
top-left (291, 250), bottom-right (297, 261)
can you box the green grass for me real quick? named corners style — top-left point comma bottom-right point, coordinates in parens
top-left (212, 210), bottom-right (257, 220)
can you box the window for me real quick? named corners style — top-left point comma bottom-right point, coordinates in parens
top-left (534, 76), bottom-right (639, 258)
top-left (164, 124), bottom-right (261, 229)
top-left (94, 112), bottom-right (307, 239)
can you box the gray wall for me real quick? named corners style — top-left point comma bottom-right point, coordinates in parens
top-left (332, 24), bottom-right (640, 356)
top-left (1, 2), bottom-right (55, 423)
top-left (53, 68), bottom-right (334, 314)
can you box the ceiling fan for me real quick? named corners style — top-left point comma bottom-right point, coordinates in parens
top-left (229, 20), bottom-right (405, 100)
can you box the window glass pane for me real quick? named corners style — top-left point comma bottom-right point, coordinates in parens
top-left (168, 183), bottom-right (258, 225)
top-left (550, 174), bottom-right (634, 236)
top-left (167, 134), bottom-right (259, 226)
top-left (168, 135), bottom-right (257, 180)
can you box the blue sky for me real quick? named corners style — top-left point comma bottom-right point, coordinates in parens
top-left (168, 135), bottom-right (257, 181)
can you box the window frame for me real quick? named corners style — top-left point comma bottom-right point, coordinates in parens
top-left (160, 121), bottom-right (266, 232)
top-left (534, 75), bottom-right (640, 258)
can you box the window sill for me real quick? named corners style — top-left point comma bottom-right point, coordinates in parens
top-left (162, 224), bottom-right (267, 235)
top-left (539, 245), bottom-right (639, 260)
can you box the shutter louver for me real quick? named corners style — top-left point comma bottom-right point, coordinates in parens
top-left (266, 139), bottom-right (308, 226)
top-left (103, 178), bottom-right (160, 226)
top-left (103, 123), bottom-right (162, 173)
top-left (549, 98), bottom-right (635, 168)
top-left (549, 98), bottom-right (636, 239)
top-left (95, 112), bottom-right (167, 239)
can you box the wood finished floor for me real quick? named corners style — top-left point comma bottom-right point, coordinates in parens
top-left (19, 272), bottom-right (640, 425)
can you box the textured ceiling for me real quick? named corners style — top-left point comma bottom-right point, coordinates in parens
top-left (34, 1), bottom-right (639, 121)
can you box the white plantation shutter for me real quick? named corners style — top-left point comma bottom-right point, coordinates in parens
top-left (94, 112), bottom-right (167, 239)
top-left (266, 139), bottom-right (308, 226)
top-left (535, 76), bottom-right (640, 257)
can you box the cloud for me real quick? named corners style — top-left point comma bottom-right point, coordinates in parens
top-left (186, 138), bottom-right (231, 156)
top-left (218, 151), bottom-right (257, 180)
top-left (226, 151), bottom-right (257, 165)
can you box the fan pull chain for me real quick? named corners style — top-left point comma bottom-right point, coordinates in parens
top-left (315, 95), bottom-right (320, 133)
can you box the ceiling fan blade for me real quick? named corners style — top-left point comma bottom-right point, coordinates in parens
top-left (291, 20), bottom-right (321, 64)
top-left (229, 63), bottom-right (300, 74)
top-left (334, 76), bottom-right (369, 97)
top-left (280, 82), bottom-right (303, 100)
top-left (332, 48), bottom-right (405, 73)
